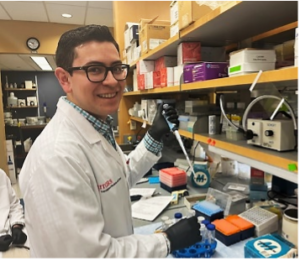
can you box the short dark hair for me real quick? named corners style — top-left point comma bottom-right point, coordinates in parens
top-left (55, 24), bottom-right (119, 70)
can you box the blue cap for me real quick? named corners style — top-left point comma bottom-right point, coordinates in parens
top-left (174, 212), bottom-right (183, 219)
top-left (207, 224), bottom-right (215, 231)
top-left (201, 220), bottom-right (210, 226)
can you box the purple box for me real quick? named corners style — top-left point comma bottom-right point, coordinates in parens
top-left (183, 62), bottom-right (228, 83)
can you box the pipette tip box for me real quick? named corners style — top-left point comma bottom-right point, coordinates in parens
top-left (192, 200), bottom-right (224, 222)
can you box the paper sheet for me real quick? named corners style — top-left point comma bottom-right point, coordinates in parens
top-left (131, 196), bottom-right (172, 221)
top-left (129, 188), bottom-right (156, 198)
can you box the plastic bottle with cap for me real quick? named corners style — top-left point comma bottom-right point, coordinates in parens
top-left (174, 212), bottom-right (183, 223)
top-left (161, 216), bottom-right (170, 231)
top-left (245, 199), bottom-right (252, 210)
top-left (198, 217), bottom-right (206, 242)
top-left (201, 219), bottom-right (210, 243)
top-left (206, 224), bottom-right (216, 244)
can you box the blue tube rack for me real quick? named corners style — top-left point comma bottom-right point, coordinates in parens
top-left (172, 240), bottom-right (217, 258)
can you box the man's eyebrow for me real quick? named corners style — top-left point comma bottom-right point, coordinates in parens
top-left (84, 61), bottom-right (122, 66)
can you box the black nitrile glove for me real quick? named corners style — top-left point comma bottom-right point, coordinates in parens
top-left (148, 103), bottom-right (179, 141)
top-left (12, 227), bottom-right (27, 245)
top-left (164, 216), bottom-right (202, 252)
top-left (0, 235), bottom-right (12, 252)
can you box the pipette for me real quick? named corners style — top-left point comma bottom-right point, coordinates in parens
top-left (162, 104), bottom-right (197, 177)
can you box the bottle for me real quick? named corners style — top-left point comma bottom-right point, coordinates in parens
top-left (161, 216), bottom-right (170, 231)
top-left (7, 92), bottom-right (18, 107)
top-left (198, 217), bottom-right (206, 242)
top-left (201, 219), bottom-right (210, 243)
top-left (174, 212), bottom-right (182, 223)
top-left (206, 224), bottom-right (216, 244)
top-left (245, 199), bottom-right (251, 210)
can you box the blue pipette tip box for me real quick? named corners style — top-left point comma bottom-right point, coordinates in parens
top-left (192, 200), bottom-right (224, 222)
top-left (148, 176), bottom-right (160, 184)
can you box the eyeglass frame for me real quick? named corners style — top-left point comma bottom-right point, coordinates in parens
top-left (67, 63), bottom-right (130, 83)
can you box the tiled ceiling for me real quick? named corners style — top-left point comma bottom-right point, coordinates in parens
top-left (0, 1), bottom-right (114, 71)
top-left (0, 1), bottom-right (113, 26)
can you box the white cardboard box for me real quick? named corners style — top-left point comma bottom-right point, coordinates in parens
top-left (25, 80), bottom-right (32, 89)
top-left (137, 60), bottom-right (155, 74)
top-left (229, 49), bottom-right (276, 66)
top-left (228, 62), bottom-right (275, 76)
top-left (170, 21), bottom-right (179, 38)
top-left (173, 64), bottom-right (184, 85)
top-left (170, 1), bottom-right (179, 26)
top-left (145, 72), bottom-right (154, 89)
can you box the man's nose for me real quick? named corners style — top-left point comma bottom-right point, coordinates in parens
top-left (102, 71), bottom-right (118, 85)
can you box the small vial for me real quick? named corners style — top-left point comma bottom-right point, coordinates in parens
top-left (245, 199), bottom-right (251, 210)
top-left (199, 223), bottom-right (206, 243)
top-left (197, 216), bottom-right (205, 223)
top-left (201, 220), bottom-right (210, 243)
top-left (206, 224), bottom-right (216, 244)
top-left (174, 212), bottom-right (182, 223)
top-left (161, 216), bottom-right (169, 231)
top-left (165, 219), bottom-right (174, 228)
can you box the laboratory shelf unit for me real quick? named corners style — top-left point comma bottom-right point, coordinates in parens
top-left (123, 85), bottom-right (181, 96)
top-left (180, 1), bottom-right (297, 46)
top-left (181, 67), bottom-right (298, 92)
top-left (178, 130), bottom-right (298, 184)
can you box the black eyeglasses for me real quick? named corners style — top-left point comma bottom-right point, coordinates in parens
top-left (67, 64), bottom-right (130, 83)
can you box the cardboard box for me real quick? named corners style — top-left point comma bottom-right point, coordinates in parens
top-left (229, 49), bottom-right (276, 66)
top-left (129, 25), bottom-right (139, 43)
top-left (183, 62), bottom-right (228, 83)
top-left (160, 67), bottom-right (174, 87)
top-left (154, 56), bottom-right (177, 71)
top-left (124, 22), bottom-right (139, 50)
top-left (136, 60), bottom-right (154, 74)
top-left (25, 80), bottom-right (32, 89)
top-left (145, 72), bottom-right (154, 89)
top-left (137, 74), bottom-right (145, 90)
top-left (153, 71), bottom-right (161, 88)
top-left (139, 18), bottom-right (170, 31)
top-left (173, 64), bottom-right (184, 85)
top-left (170, 21), bottom-right (179, 38)
top-left (139, 24), bottom-right (170, 55)
top-left (170, 1), bottom-right (179, 26)
top-left (178, 1), bottom-right (212, 30)
top-left (228, 62), bottom-right (275, 76)
top-left (177, 42), bottom-right (201, 65)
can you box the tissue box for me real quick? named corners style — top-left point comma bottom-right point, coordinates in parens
top-left (244, 233), bottom-right (297, 258)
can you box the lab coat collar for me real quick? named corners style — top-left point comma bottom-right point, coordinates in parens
top-left (56, 98), bottom-right (124, 167)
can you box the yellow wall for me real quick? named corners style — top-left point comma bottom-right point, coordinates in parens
top-left (0, 20), bottom-right (114, 55)
top-left (0, 70), bottom-right (8, 174)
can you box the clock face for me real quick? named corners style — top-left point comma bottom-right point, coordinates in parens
top-left (26, 37), bottom-right (40, 51)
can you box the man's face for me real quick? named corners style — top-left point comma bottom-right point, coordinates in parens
top-left (57, 41), bottom-right (125, 120)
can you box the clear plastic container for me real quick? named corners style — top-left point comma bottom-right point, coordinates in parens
top-left (206, 224), bottom-right (216, 244)
top-left (223, 182), bottom-right (250, 195)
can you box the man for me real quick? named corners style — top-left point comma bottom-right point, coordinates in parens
top-left (19, 25), bottom-right (201, 257)
top-left (0, 169), bottom-right (27, 252)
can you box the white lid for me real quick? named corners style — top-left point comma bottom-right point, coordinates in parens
top-left (10, 92), bottom-right (14, 96)
top-left (161, 216), bottom-right (169, 221)
top-left (197, 216), bottom-right (205, 223)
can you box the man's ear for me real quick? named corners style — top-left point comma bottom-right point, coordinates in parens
top-left (55, 67), bottom-right (72, 93)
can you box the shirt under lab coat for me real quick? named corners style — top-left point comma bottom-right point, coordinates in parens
top-left (19, 97), bottom-right (168, 258)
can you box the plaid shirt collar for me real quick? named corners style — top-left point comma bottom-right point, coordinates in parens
top-left (62, 97), bottom-right (115, 148)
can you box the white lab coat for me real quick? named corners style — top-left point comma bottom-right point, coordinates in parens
top-left (19, 97), bottom-right (168, 258)
top-left (0, 169), bottom-right (25, 236)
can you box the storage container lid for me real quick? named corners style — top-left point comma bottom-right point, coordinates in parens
top-left (159, 167), bottom-right (186, 176)
top-left (212, 219), bottom-right (240, 236)
top-left (225, 215), bottom-right (254, 230)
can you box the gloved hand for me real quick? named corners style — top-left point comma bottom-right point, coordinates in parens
top-left (0, 235), bottom-right (12, 252)
top-left (148, 103), bottom-right (179, 141)
top-left (12, 227), bottom-right (27, 245)
top-left (164, 216), bottom-right (201, 252)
